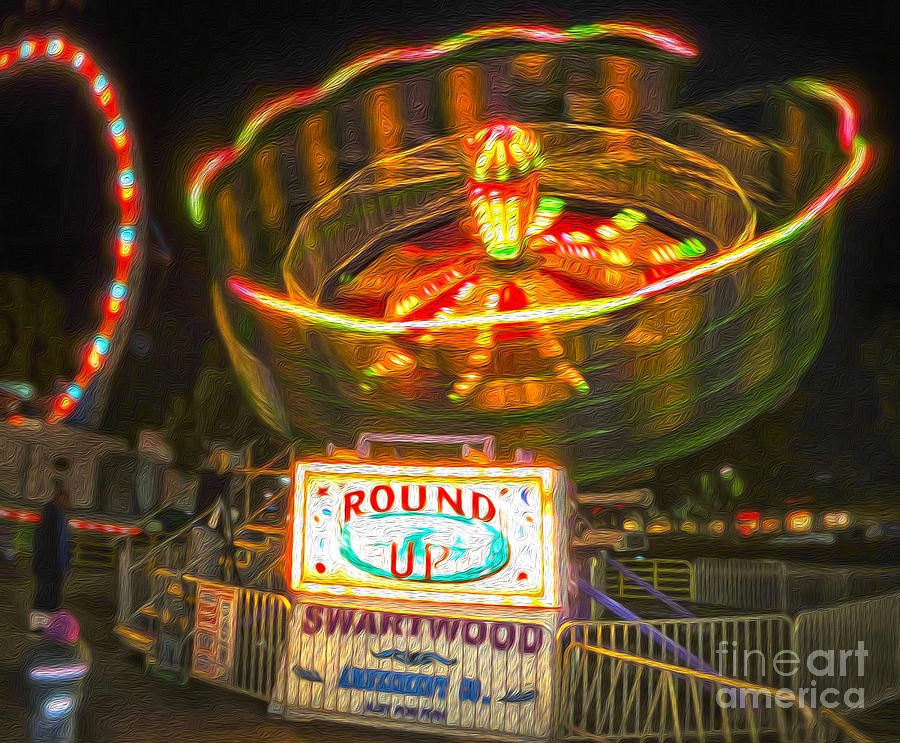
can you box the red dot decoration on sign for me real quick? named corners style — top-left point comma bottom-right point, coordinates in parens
top-left (315, 562), bottom-right (326, 574)
top-left (0, 34), bottom-right (143, 423)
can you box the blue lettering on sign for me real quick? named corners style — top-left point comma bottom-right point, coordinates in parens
top-left (338, 666), bottom-right (449, 699)
top-left (459, 677), bottom-right (482, 702)
top-left (365, 702), bottom-right (446, 723)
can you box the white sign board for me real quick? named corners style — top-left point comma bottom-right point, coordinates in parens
top-left (191, 582), bottom-right (237, 685)
top-left (289, 461), bottom-right (568, 608)
top-left (272, 603), bottom-right (556, 740)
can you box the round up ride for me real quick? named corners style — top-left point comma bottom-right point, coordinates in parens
top-left (185, 20), bottom-right (870, 741)
top-left (189, 22), bottom-right (868, 487)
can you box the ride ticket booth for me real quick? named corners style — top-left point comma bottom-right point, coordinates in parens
top-left (266, 434), bottom-right (572, 741)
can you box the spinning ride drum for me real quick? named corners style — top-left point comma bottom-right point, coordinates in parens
top-left (188, 22), bottom-right (869, 487)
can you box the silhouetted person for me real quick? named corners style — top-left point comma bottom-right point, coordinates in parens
top-left (195, 451), bottom-right (232, 517)
top-left (189, 452), bottom-right (239, 583)
top-left (31, 480), bottom-right (70, 629)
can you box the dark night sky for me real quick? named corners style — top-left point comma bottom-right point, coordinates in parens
top-left (0, 0), bottom-right (897, 493)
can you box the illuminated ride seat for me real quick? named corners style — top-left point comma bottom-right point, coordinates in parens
top-left (188, 22), bottom-right (868, 487)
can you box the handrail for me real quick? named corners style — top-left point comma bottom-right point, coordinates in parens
top-left (128, 503), bottom-right (219, 574)
top-left (562, 642), bottom-right (872, 743)
top-left (233, 441), bottom-right (296, 475)
top-left (604, 553), bottom-right (695, 618)
top-left (355, 432), bottom-right (497, 460)
top-left (243, 487), bottom-right (288, 527)
top-left (577, 580), bottom-right (713, 674)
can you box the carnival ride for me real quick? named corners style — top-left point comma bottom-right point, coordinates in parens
top-left (0, 16), bottom-right (869, 743)
top-left (0, 33), bottom-right (146, 426)
top-left (112, 19), bottom-right (877, 743)
top-left (0, 34), bottom-right (152, 557)
top-left (189, 23), bottom-right (868, 488)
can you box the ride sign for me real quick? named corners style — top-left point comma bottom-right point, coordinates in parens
top-left (289, 460), bottom-right (568, 608)
top-left (271, 603), bottom-right (556, 739)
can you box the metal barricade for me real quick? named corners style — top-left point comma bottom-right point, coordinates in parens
top-left (695, 557), bottom-right (791, 612)
top-left (557, 634), bottom-right (871, 742)
top-left (793, 591), bottom-right (900, 711)
top-left (695, 558), bottom-right (900, 613)
top-left (602, 557), bottom-right (695, 603)
top-left (846, 568), bottom-right (900, 599)
top-left (560, 615), bottom-right (794, 691)
top-left (231, 587), bottom-right (292, 699)
top-left (782, 567), bottom-right (852, 611)
top-left (71, 533), bottom-right (119, 569)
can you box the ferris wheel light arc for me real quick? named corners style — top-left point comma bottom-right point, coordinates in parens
top-left (0, 34), bottom-right (144, 423)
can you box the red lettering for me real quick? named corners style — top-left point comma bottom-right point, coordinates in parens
top-left (409, 617), bottom-right (423, 637)
top-left (324, 608), bottom-right (355, 637)
top-left (424, 544), bottom-right (449, 580)
top-left (344, 489), bottom-right (365, 521)
top-left (301, 605), bottom-right (322, 634)
top-left (490, 622), bottom-right (516, 651)
top-left (371, 485), bottom-right (394, 513)
top-left (437, 487), bottom-right (463, 516)
top-left (520, 624), bottom-right (544, 654)
top-left (380, 613), bottom-right (405, 635)
top-left (390, 541), bottom-right (415, 578)
top-left (428, 617), bottom-right (460, 642)
top-left (464, 621), bottom-right (487, 645)
top-left (400, 484), bottom-right (426, 511)
top-left (355, 611), bottom-right (378, 635)
top-left (472, 491), bottom-right (496, 522)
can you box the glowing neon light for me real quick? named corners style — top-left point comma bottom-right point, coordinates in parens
top-left (786, 510), bottom-right (814, 533)
top-left (0, 506), bottom-right (41, 522)
top-left (0, 34), bottom-right (144, 423)
top-left (43, 693), bottom-right (74, 719)
top-left (110, 281), bottom-right (127, 300)
top-left (289, 460), bottom-right (564, 607)
top-left (611, 208), bottom-right (647, 231)
top-left (188, 22), bottom-right (697, 226)
top-left (761, 517), bottom-right (781, 534)
top-left (736, 510), bottom-right (761, 537)
top-left (68, 518), bottom-right (140, 536)
top-left (29, 663), bottom-right (89, 682)
top-left (822, 511), bottom-right (851, 530)
top-left (227, 120), bottom-right (868, 332)
top-left (91, 334), bottom-right (109, 360)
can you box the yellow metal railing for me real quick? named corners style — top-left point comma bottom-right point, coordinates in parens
top-left (588, 556), bottom-right (695, 610)
top-left (558, 638), bottom-right (871, 742)
top-left (231, 585), bottom-right (292, 699)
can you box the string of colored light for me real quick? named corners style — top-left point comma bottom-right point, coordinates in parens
top-left (226, 80), bottom-right (868, 333)
top-left (0, 35), bottom-right (143, 423)
top-left (187, 21), bottom-right (698, 226)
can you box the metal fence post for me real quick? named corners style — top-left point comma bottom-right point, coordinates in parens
top-left (778, 561), bottom-right (790, 613)
top-left (116, 535), bottom-right (133, 624)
